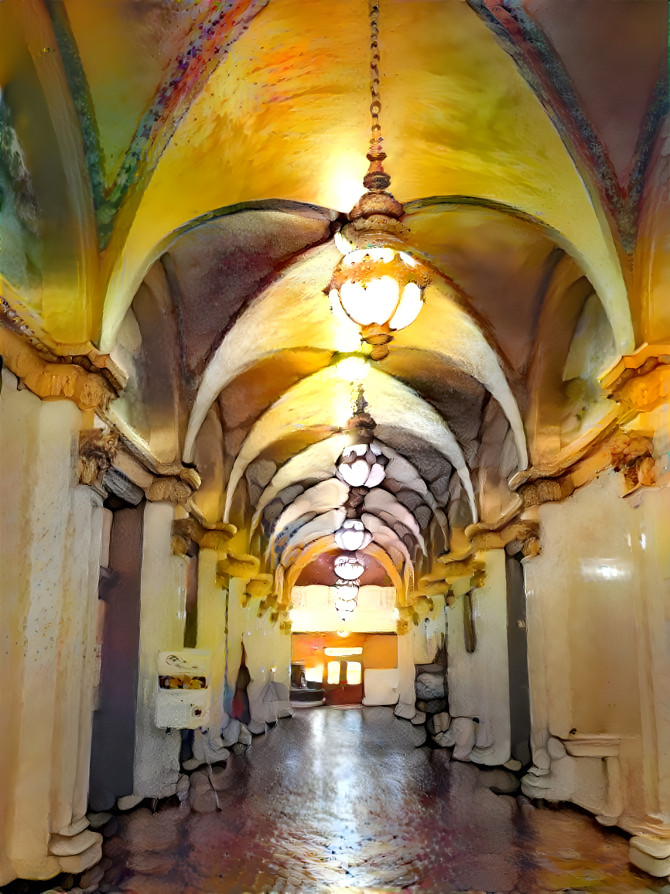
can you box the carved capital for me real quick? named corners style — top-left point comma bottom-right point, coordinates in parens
top-left (78, 429), bottom-right (119, 489)
top-left (172, 517), bottom-right (206, 544)
top-left (517, 426), bottom-right (657, 513)
top-left (171, 517), bottom-right (236, 555)
top-left (199, 526), bottom-right (236, 552)
top-left (609, 432), bottom-right (656, 492)
top-left (147, 467), bottom-right (201, 505)
top-left (147, 476), bottom-right (193, 505)
top-left (521, 536), bottom-right (541, 558)
top-left (171, 534), bottom-right (190, 557)
top-left (245, 574), bottom-right (273, 599)
top-left (217, 552), bottom-right (260, 580)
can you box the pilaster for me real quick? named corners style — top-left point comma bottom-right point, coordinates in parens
top-left (196, 547), bottom-right (229, 733)
top-left (132, 501), bottom-right (186, 800)
top-left (446, 549), bottom-right (511, 766)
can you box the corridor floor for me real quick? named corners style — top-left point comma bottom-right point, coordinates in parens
top-left (97, 707), bottom-right (669, 894)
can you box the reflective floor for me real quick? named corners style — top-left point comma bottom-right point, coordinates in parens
top-left (99, 707), bottom-right (670, 893)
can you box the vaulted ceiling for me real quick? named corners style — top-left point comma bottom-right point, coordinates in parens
top-left (0, 0), bottom-right (667, 606)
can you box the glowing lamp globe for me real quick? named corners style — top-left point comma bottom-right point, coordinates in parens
top-left (334, 583), bottom-right (359, 621)
top-left (334, 554), bottom-right (365, 581)
top-left (328, 247), bottom-right (430, 359)
top-left (337, 443), bottom-right (386, 488)
top-left (334, 519), bottom-right (373, 552)
top-left (336, 602), bottom-right (357, 622)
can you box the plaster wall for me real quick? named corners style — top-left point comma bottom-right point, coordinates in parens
top-left (0, 369), bottom-right (103, 882)
top-left (523, 470), bottom-right (670, 834)
top-left (411, 595), bottom-right (446, 665)
top-left (225, 578), bottom-right (291, 724)
top-left (289, 585), bottom-right (397, 632)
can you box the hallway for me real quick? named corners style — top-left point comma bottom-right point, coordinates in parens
top-left (93, 708), bottom-right (666, 894)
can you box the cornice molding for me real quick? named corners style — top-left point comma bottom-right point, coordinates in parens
top-left (0, 306), bottom-right (126, 412)
top-left (1, 324), bottom-right (117, 412)
top-left (601, 344), bottom-right (670, 419)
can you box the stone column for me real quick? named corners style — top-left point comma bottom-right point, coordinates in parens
top-left (132, 500), bottom-right (186, 800)
top-left (522, 473), bottom-right (643, 823)
top-left (49, 485), bottom-right (104, 834)
top-left (196, 547), bottom-right (228, 732)
top-left (0, 371), bottom-right (104, 882)
top-left (447, 549), bottom-right (511, 766)
top-left (397, 627), bottom-right (416, 708)
top-left (245, 604), bottom-right (292, 723)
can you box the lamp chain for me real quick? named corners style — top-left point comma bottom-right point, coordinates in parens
top-left (369, 1), bottom-right (382, 154)
top-left (363, 1), bottom-right (391, 192)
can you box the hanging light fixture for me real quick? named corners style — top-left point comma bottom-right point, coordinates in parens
top-left (334, 554), bottom-right (365, 581)
top-left (336, 386), bottom-right (388, 490)
top-left (337, 442), bottom-right (386, 488)
top-left (327, 0), bottom-right (431, 360)
top-left (334, 518), bottom-right (373, 551)
top-left (332, 553), bottom-right (364, 621)
top-left (334, 582), bottom-right (360, 621)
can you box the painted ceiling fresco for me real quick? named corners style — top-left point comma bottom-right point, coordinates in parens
top-left (0, 0), bottom-right (667, 605)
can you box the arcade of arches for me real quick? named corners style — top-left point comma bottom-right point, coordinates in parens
top-left (0, 0), bottom-right (669, 887)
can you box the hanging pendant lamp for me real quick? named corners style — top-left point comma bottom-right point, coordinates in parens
top-left (327, 0), bottom-right (430, 360)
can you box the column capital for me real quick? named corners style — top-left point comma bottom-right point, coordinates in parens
top-left (78, 429), bottom-right (119, 493)
top-left (146, 467), bottom-right (201, 505)
top-left (171, 517), bottom-right (237, 555)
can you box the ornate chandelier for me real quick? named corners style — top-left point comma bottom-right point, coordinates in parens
top-left (331, 393), bottom-right (388, 623)
top-left (327, 0), bottom-right (430, 360)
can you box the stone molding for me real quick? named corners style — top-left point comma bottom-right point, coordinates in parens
top-left (420, 515), bottom-right (540, 600)
top-left (510, 344), bottom-right (670, 495)
top-left (517, 429), bottom-right (656, 511)
top-left (0, 319), bottom-right (124, 412)
top-left (600, 343), bottom-right (670, 400)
